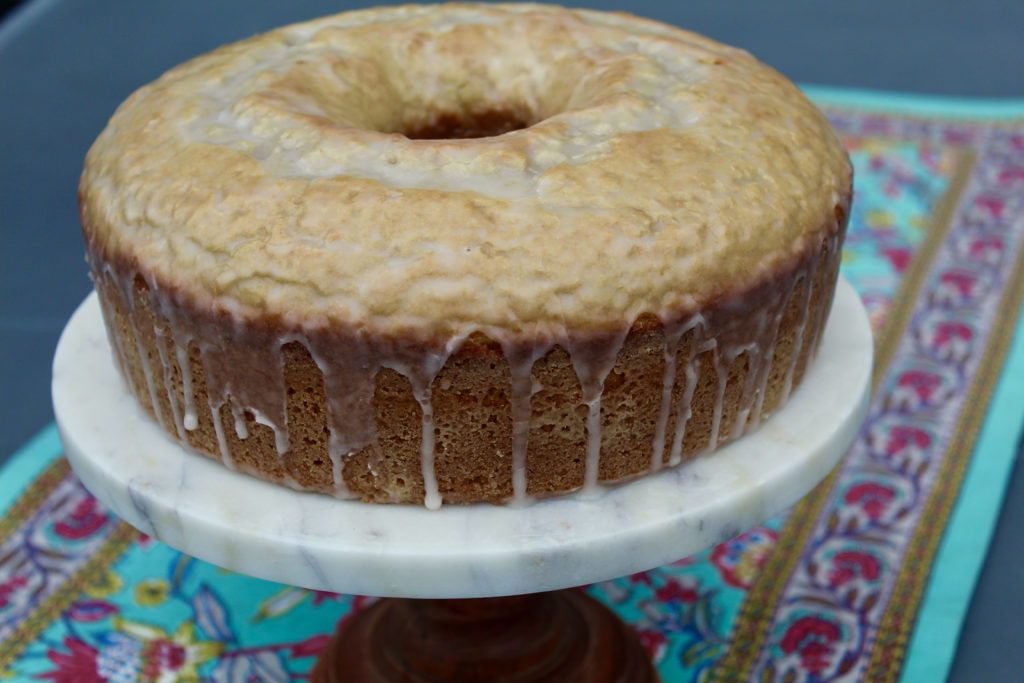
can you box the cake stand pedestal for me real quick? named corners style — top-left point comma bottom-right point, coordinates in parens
top-left (313, 591), bottom-right (656, 681)
top-left (52, 278), bottom-right (872, 681)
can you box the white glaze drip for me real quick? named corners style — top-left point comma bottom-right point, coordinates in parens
top-left (154, 326), bottom-right (186, 439)
top-left (651, 314), bottom-right (704, 471)
top-left (416, 386), bottom-right (440, 510)
top-left (382, 340), bottom-right (456, 509)
top-left (783, 269), bottom-right (815, 403)
top-left (328, 437), bottom-right (351, 498)
top-left (668, 356), bottom-right (701, 467)
top-left (729, 355), bottom-right (757, 440)
top-left (722, 342), bottom-right (753, 441)
top-left (567, 326), bottom-right (632, 495)
top-left (194, 328), bottom-right (290, 480)
top-left (707, 348), bottom-right (730, 452)
top-left (745, 337), bottom-right (776, 432)
top-left (231, 403), bottom-right (249, 440)
top-left (503, 339), bottom-right (554, 506)
top-left (209, 400), bottom-right (236, 470)
top-left (100, 265), bottom-right (174, 435)
top-left (806, 232), bottom-right (840, 361)
top-left (730, 268), bottom-right (803, 438)
top-left (739, 305), bottom-right (774, 435)
top-left (250, 407), bottom-right (288, 455)
top-left (128, 310), bottom-right (170, 434)
top-left (581, 401), bottom-right (602, 492)
top-left (304, 343), bottom-right (376, 497)
top-left (176, 344), bottom-right (198, 431)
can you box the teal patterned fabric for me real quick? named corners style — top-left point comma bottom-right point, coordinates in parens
top-left (2, 95), bottom-right (1024, 682)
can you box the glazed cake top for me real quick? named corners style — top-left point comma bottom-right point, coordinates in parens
top-left (80, 2), bottom-right (851, 338)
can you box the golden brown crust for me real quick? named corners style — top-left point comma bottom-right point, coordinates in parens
top-left (80, 2), bottom-right (851, 337)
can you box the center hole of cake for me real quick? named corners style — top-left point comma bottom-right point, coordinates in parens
top-left (401, 107), bottom-right (536, 140)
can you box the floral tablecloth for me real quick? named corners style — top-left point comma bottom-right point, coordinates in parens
top-left (2, 90), bottom-right (1023, 682)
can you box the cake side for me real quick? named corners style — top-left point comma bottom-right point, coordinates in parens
top-left (88, 198), bottom-right (846, 507)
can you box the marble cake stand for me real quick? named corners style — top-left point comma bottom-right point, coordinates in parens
top-left (53, 277), bottom-right (871, 681)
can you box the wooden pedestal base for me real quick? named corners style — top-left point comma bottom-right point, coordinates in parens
top-left (311, 590), bottom-right (659, 682)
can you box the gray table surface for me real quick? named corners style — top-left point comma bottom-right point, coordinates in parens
top-left (2, 1), bottom-right (1021, 679)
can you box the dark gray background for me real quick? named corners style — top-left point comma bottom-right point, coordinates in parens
top-left (2, 1), bottom-right (1021, 679)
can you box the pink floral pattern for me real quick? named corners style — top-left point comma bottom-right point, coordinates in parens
top-left (736, 113), bottom-right (1024, 681)
top-left (827, 551), bottom-right (882, 588)
top-left (711, 527), bottom-right (779, 590)
top-left (39, 638), bottom-right (104, 683)
top-left (779, 616), bottom-right (844, 675)
top-left (843, 482), bottom-right (898, 521)
top-left (53, 499), bottom-right (108, 541)
top-left (1, 105), bottom-right (1022, 683)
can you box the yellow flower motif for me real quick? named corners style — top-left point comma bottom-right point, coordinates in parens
top-left (135, 578), bottom-right (171, 607)
top-left (113, 618), bottom-right (224, 683)
top-left (84, 569), bottom-right (122, 598)
top-left (864, 209), bottom-right (894, 230)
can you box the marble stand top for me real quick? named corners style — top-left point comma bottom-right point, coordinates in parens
top-left (53, 278), bottom-right (871, 599)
